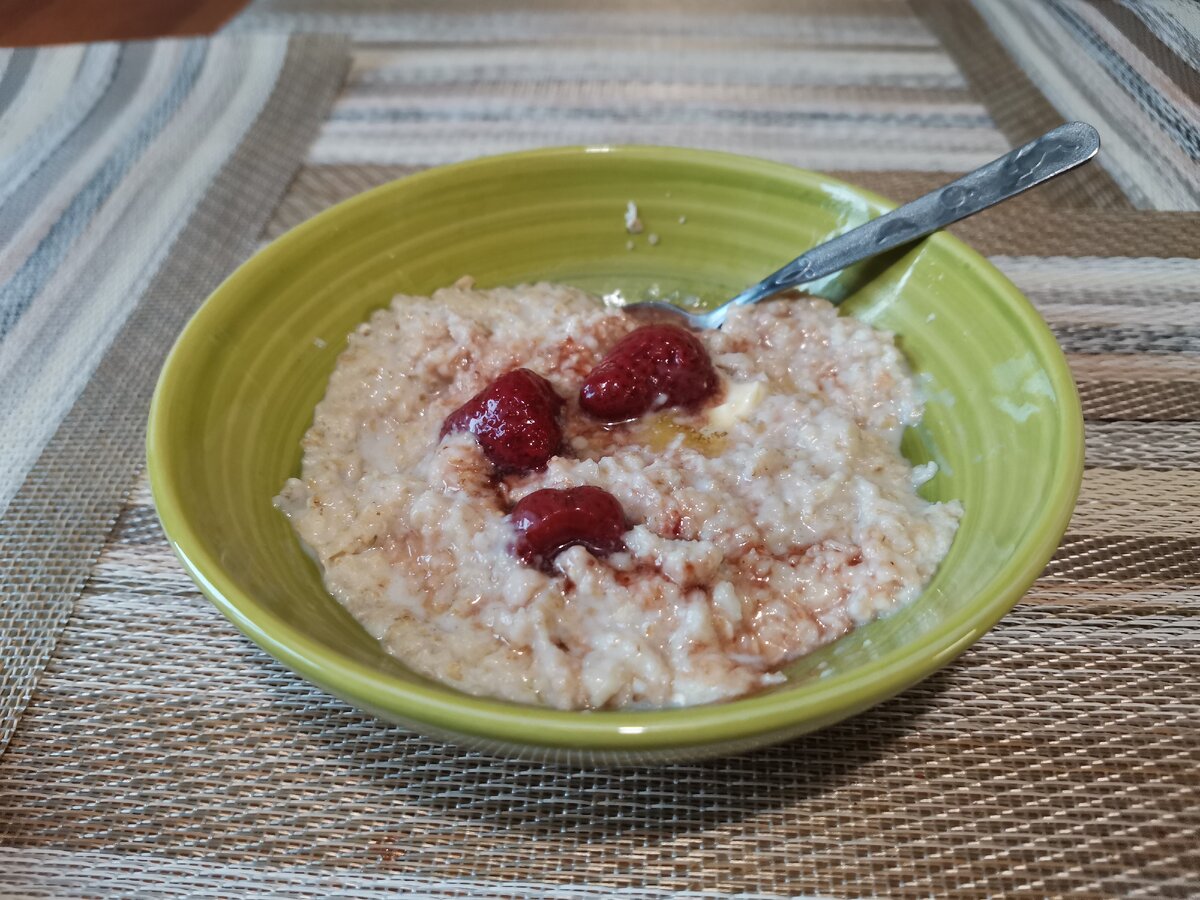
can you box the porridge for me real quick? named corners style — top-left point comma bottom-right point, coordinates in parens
top-left (275, 279), bottom-right (961, 709)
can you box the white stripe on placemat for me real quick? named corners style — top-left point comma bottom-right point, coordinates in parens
top-left (309, 126), bottom-right (1007, 170)
top-left (990, 256), bottom-right (1200, 326)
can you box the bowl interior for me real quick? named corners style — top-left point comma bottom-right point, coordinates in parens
top-left (149, 147), bottom-right (1082, 755)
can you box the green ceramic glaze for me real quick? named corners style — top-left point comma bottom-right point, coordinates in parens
top-left (147, 147), bottom-right (1083, 763)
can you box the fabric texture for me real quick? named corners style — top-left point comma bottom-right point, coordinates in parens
top-left (230, 0), bottom-right (1011, 172)
top-left (967, 0), bottom-right (1200, 210)
top-left (2, 2), bottom-right (1199, 898)
top-left (1, 38), bottom-right (278, 514)
top-left (911, 0), bottom-right (1132, 210)
top-left (0, 34), bottom-right (350, 753)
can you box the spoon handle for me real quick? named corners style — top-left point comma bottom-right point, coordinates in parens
top-left (727, 122), bottom-right (1100, 308)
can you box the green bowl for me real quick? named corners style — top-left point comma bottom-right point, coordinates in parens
top-left (148, 147), bottom-right (1082, 763)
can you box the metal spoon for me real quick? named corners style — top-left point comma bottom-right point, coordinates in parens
top-left (627, 121), bottom-right (1100, 329)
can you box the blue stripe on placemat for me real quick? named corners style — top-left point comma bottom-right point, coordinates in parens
top-left (0, 45), bottom-right (121, 209)
top-left (0, 49), bottom-right (33, 121)
top-left (0, 43), bottom-right (207, 340)
top-left (0, 44), bottom-right (151, 247)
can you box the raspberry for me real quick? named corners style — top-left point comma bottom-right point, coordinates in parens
top-left (510, 486), bottom-right (628, 572)
top-left (579, 324), bottom-right (718, 421)
top-left (440, 368), bottom-right (564, 473)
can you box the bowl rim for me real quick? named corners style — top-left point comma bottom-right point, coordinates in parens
top-left (147, 144), bottom-right (1084, 752)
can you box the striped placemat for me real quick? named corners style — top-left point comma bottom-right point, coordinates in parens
top-left (229, 0), bottom-right (1013, 173)
top-left (0, 35), bottom-right (349, 751)
top-left (962, 0), bottom-right (1200, 210)
top-left (2, 2), bottom-right (1198, 898)
top-left (227, 0), bottom-right (1200, 212)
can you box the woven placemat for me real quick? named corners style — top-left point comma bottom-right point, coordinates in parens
top-left (912, 0), bottom-right (1132, 211)
top-left (941, 0), bottom-right (1200, 211)
top-left (4, 3), bottom-right (1199, 897)
top-left (232, 0), bottom-right (1015, 175)
top-left (1, 173), bottom-right (1197, 896)
top-left (0, 36), bottom-right (350, 760)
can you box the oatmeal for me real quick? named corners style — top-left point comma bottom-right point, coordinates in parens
top-left (275, 280), bottom-right (961, 709)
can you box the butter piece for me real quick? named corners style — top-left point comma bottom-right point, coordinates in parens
top-left (707, 379), bottom-right (767, 430)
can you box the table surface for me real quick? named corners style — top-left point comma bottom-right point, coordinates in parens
top-left (1, 1), bottom-right (1198, 897)
top-left (0, 0), bottom-right (248, 45)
